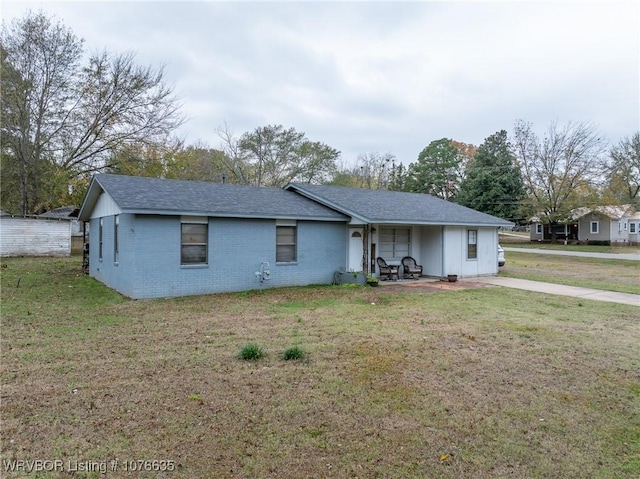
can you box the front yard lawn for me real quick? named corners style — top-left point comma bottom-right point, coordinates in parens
top-left (1, 257), bottom-right (639, 478)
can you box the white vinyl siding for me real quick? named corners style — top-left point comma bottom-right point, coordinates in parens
top-left (0, 218), bottom-right (71, 257)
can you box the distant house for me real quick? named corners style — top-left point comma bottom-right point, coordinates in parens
top-left (629, 211), bottom-right (640, 245)
top-left (530, 205), bottom-right (637, 244)
top-left (78, 174), bottom-right (513, 299)
top-left (39, 206), bottom-right (82, 236)
top-left (39, 206), bottom-right (85, 251)
top-left (529, 216), bottom-right (578, 242)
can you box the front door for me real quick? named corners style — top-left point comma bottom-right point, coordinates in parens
top-left (348, 229), bottom-right (364, 271)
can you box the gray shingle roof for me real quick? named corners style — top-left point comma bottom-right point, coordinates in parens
top-left (79, 174), bottom-right (348, 221)
top-left (286, 183), bottom-right (513, 227)
top-left (79, 174), bottom-right (513, 227)
top-left (39, 206), bottom-right (79, 219)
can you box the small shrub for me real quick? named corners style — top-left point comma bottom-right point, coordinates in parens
top-left (281, 345), bottom-right (305, 361)
top-left (237, 343), bottom-right (265, 361)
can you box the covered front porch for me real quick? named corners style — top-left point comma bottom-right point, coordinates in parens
top-left (346, 223), bottom-right (500, 280)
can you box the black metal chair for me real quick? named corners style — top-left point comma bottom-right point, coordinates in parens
top-left (376, 257), bottom-right (399, 281)
top-left (401, 256), bottom-right (423, 279)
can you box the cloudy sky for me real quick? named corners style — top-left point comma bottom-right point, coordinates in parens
top-left (2, 0), bottom-right (639, 165)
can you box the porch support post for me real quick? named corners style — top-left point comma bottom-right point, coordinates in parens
top-left (362, 224), bottom-right (370, 274)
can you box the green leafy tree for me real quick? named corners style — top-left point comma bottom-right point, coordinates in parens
top-left (107, 143), bottom-right (174, 179)
top-left (327, 171), bottom-right (361, 187)
top-left (225, 124), bottom-right (339, 187)
top-left (457, 130), bottom-right (525, 222)
top-left (0, 11), bottom-right (183, 214)
top-left (108, 141), bottom-right (232, 184)
top-left (407, 138), bottom-right (463, 199)
top-left (293, 140), bottom-right (340, 184)
top-left (168, 145), bottom-right (230, 183)
top-left (388, 162), bottom-right (409, 191)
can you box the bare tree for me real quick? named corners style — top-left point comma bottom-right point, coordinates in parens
top-left (513, 120), bottom-right (607, 240)
top-left (0, 11), bottom-right (184, 214)
top-left (1, 12), bottom-right (82, 214)
top-left (604, 132), bottom-right (640, 204)
top-left (354, 152), bottom-right (396, 189)
top-left (216, 123), bottom-right (253, 185)
top-left (62, 51), bottom-right (184, 174)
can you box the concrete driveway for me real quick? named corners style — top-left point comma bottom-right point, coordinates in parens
top-left (503, 247), bottom-right (640, 261)
top-left (491, 247), bottom-right (640, 306)
top-left (471, 277), bottom-right (640, 307)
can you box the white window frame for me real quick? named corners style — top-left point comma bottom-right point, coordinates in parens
top-left (536, 224), bottom-right (542, 235)
top-left (467, 229), bottom-right (478, 260)
top-left (276, 219), bottom-right (297, 263)
top-left (181, 216), bottom-right (208, 266)
top-left (98, 218), bottom-right (104, 261)
top-left (630, 222), bottom-right (637, 234)
top-left (590, 221), bottom-right (599, 234)
top-left (114, 215), bottom-right (119, 264)
top-left (379, 227), bottom-right (411, 260)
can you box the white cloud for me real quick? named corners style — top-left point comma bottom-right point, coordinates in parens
top-left (2, 0), bottom-right (638, 164)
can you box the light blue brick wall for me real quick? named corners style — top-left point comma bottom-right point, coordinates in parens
top-left (90, 214), bottom-right (347, 299)
top-left (89, 214), bottom-right (136, 297)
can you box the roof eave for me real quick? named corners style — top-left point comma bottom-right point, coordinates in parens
top-left (77, 176), bottom-right (104, 221)
top-left (119, 208), bottom-right (348, 222)
top-left (371, 219), bottom-right (513, 227)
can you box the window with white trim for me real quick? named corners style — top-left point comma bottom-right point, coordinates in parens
top-left (98, 218), bottom-right (104, 261)
top-left (114, 215), bottom-right (119, 263)
top-left (536, 224), bottom-right (542, 235)
top-left (467, 229), bottom-right (478, 259)
top-left (276, 220), bottom-right (297, 263)
top-left (379, 227), bottom-right (410, 260)
top-left (590, 221), bottom-right (599, 234)
top-left (630, 222), bottom-right (636, 234)
top-left (181, 217), bottom-right (208, 265)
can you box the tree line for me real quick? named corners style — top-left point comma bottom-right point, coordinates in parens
top-left (2, 11), bottom-right (638, 228)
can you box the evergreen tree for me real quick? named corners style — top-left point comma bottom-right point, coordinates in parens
top-left (457, 130), bottom-right (524, 222)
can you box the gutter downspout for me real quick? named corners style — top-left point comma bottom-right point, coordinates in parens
top-left (441, 225), bottom-right (446, 277)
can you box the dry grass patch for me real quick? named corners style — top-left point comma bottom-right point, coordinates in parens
top-left (1, 257), bottom-right (639, 478)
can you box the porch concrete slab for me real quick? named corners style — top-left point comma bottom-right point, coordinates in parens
top-left (470, 277), bottom-right (640, 307)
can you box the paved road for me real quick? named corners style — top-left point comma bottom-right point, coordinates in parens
top-left (471, 277), bottom-right (640, 307)
top-left (503, 247), bottom-right (640, 261)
